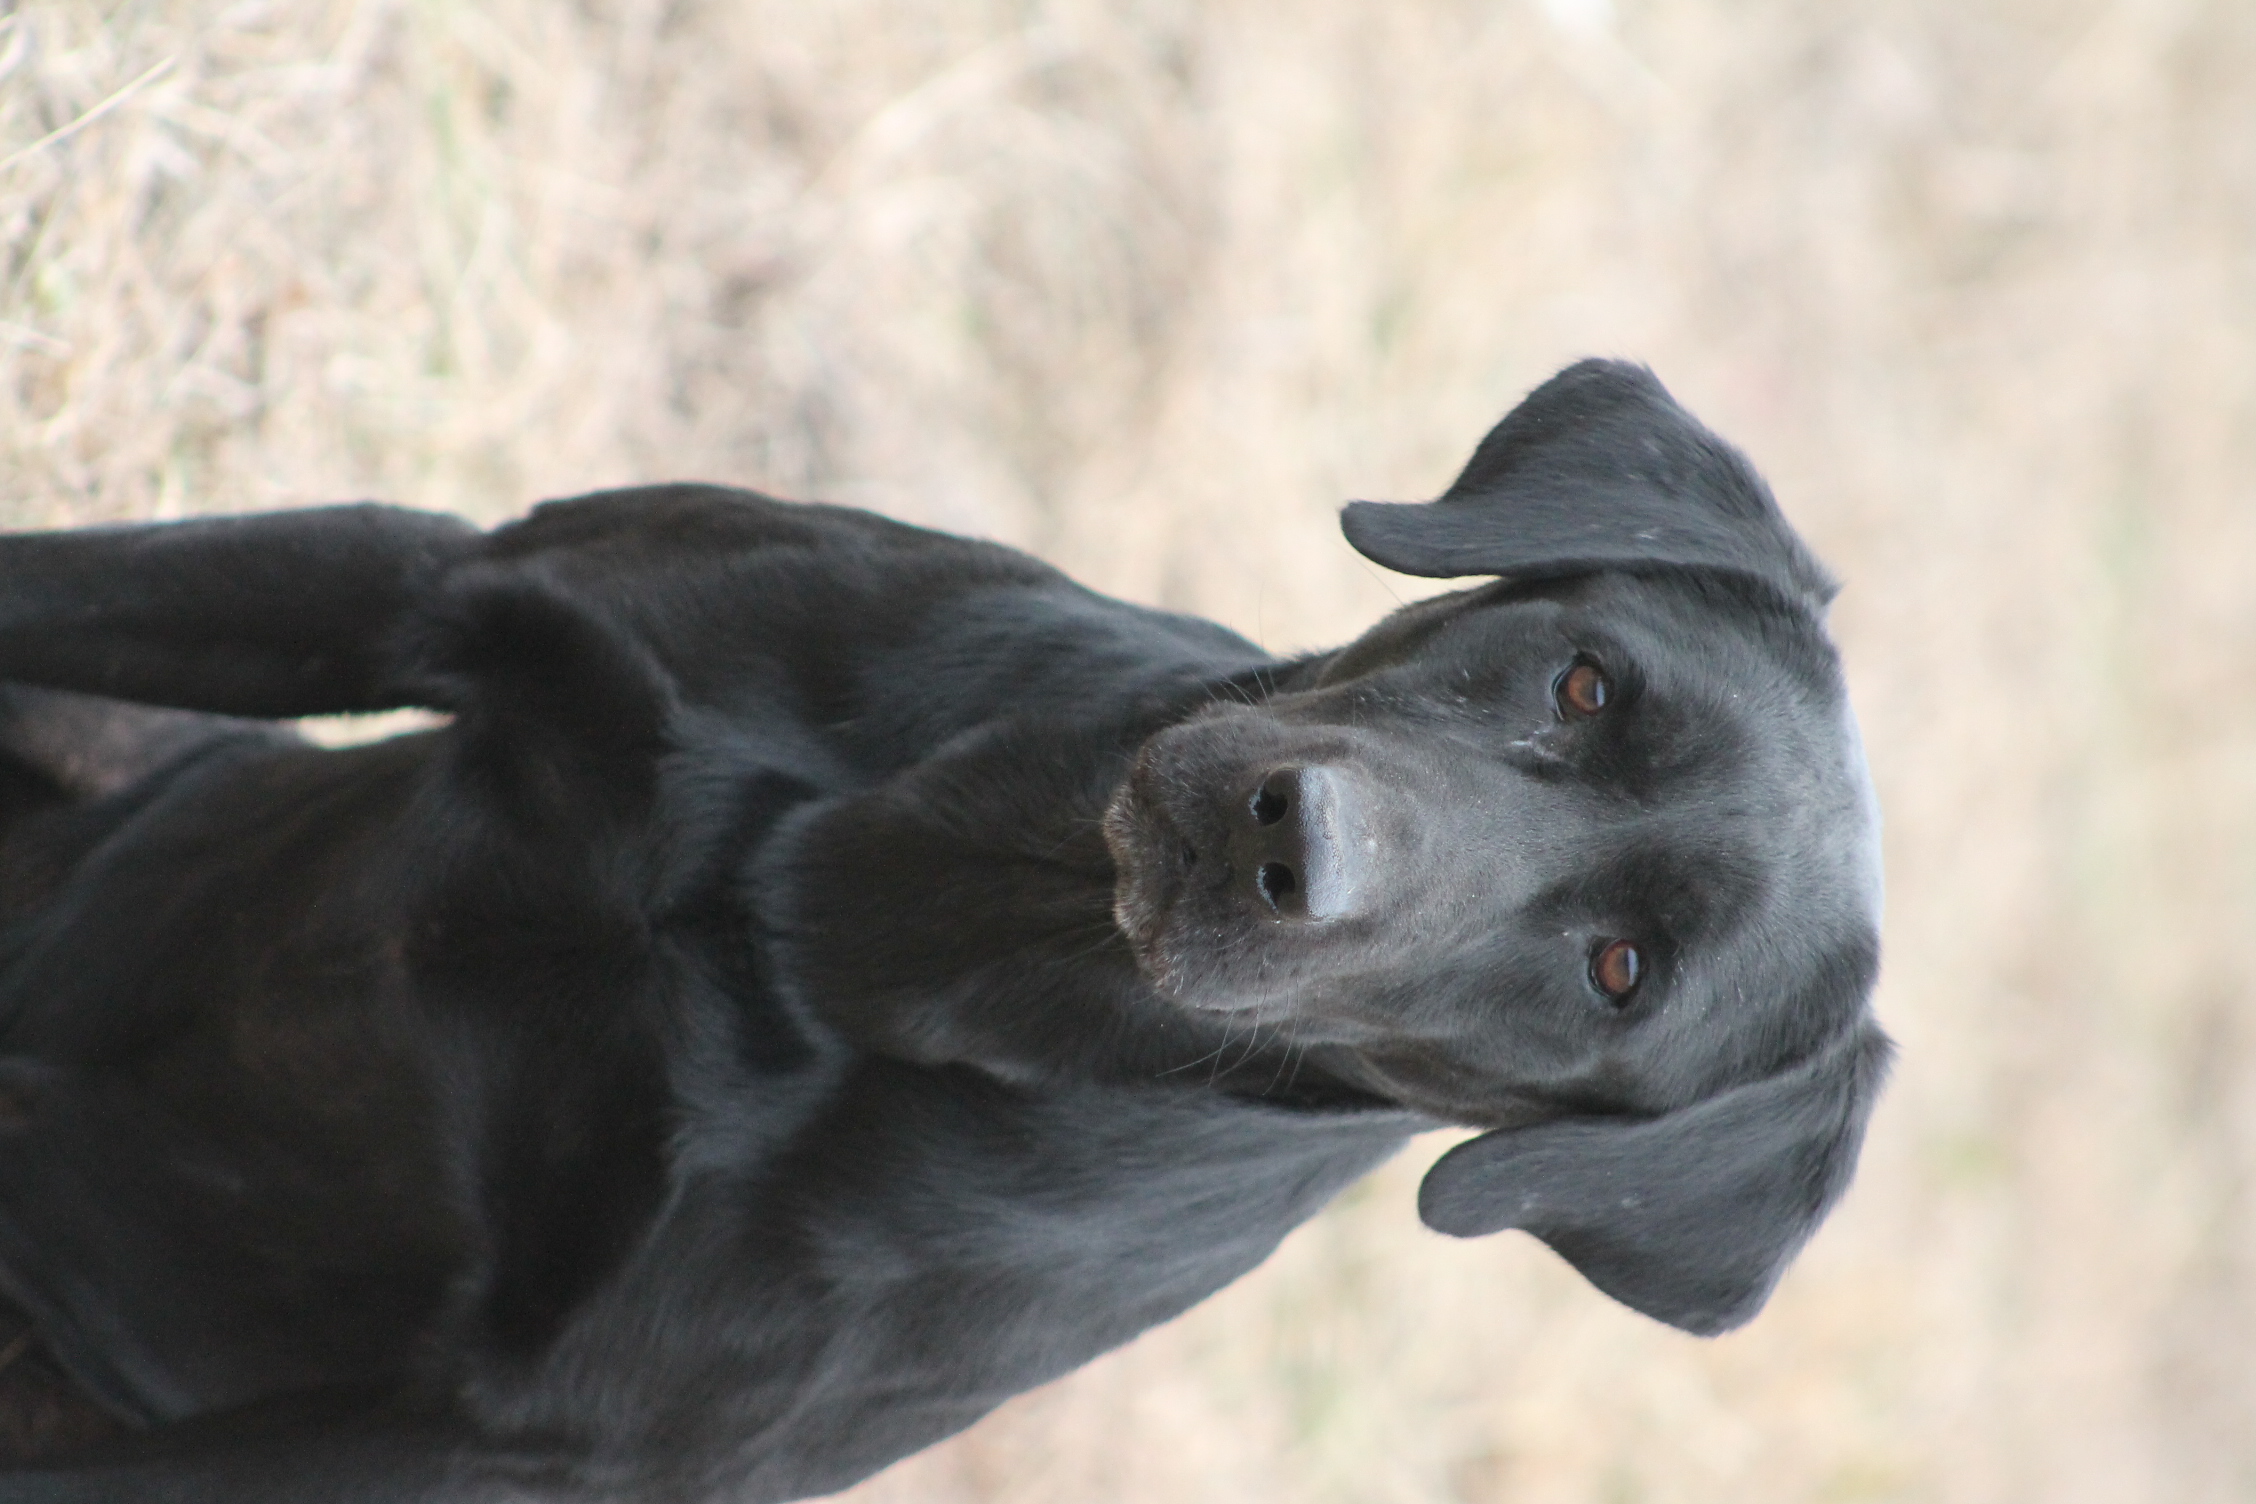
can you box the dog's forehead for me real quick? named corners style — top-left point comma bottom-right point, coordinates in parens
top-left (1596, 577), bottom-right (1857, 771)
top-left (1382, 573), bottom-right (1878, 886)
top-left (1576, 571), bottom-right (1835, 695)
top-left (1596, 576), bottom-right (1880, 895)
top-left (1828, 698), bottom-right (1886, 927)
top-left (1585, 578), bottom-right (1883, 1092)
top-left (1340, 567), bottom-right (1882, 938)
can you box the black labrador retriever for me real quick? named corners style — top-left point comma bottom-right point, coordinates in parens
top-left (0, 360), bottom-right (1888, 1500)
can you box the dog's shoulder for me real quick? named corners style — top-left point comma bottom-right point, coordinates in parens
top-left (412, 484), bottom-right (1270, 778)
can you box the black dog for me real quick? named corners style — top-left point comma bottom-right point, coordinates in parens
top-left (0, 361), bottom-right (1887, 1501)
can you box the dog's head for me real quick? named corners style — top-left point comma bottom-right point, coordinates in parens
top-left (1102, 360), bottom-right (1889, 1335)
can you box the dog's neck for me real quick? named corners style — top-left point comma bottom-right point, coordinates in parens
top-left (760, 670), bottom-right (1376, 1106)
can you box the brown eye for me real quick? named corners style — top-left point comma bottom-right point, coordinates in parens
top-left (1555, 662), bottom-right (1609, 717)
top-left (1590, 939), bottom-right (1643, 1001)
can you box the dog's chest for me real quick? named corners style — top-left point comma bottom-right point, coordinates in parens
top-left (0, 732), bottom-right (847, 1421)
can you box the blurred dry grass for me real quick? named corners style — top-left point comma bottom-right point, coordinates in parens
top-left (6, 1), bottom-right (2256, 1500)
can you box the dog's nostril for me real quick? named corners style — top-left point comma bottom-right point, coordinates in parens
top-left (1251, 781), bottom-right (1289, 826)
top-left (1256, 862), bottom-right (1298, 909)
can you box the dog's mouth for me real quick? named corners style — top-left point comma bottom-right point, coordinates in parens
top-left (1102, 712), bottom-right (1454, 1021)
top-left (1101, 730), bottom-right (1344, 1013)
top-left (1100, 756), bottom-right (1196, 998)
top-left (1103, 736), bottom-right (1281, 1011)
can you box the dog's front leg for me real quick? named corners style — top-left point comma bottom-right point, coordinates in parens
top-left (0, 505), bottom-right (477, 718)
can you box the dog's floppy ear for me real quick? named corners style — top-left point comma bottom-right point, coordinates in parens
top-left (1343, 359), bottom-right (1836, 606)
top-left (1418, 1020), bottom-right (1892, 1336)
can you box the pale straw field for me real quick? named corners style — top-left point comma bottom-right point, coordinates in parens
top-left (4, 2), bottom-right (2254, 1500)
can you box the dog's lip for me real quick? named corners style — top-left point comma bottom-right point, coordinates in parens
top-left (1101, 771), bottom-right (1177, 947)
top-left (1102, 779), bottom-right (1280, 1017)
top-left (1101, 751), bottom-right (1222, 1001)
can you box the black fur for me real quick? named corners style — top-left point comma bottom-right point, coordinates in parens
top-left (0, 360), bottom-right (1887, 1500)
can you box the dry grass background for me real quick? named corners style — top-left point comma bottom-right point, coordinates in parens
top-left (5, 0), bottom-right (2255, 1499)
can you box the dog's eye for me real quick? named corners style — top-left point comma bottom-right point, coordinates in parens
top-left (1590, 939), bottom-right (1642, 1002)
top-left (1554, 662), bottom-right (1609, 717)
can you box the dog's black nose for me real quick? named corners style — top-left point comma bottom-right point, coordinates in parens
top-left (1228, 767), bottom-right (1365, 921)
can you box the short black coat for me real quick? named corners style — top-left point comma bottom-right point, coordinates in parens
top-left (0, 361), bottom-right (1888, 1501)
